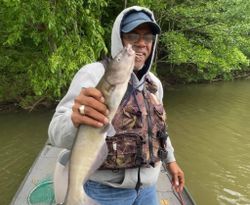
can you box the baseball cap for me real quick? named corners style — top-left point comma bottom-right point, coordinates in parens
top-left (121, 11), bottom-right (161, 34)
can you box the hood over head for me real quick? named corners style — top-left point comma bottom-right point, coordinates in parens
top-left (111, 6), bottom-right (160, 80)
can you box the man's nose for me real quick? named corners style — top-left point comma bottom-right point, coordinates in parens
top-left (135, 36), bottom-right (147, 46)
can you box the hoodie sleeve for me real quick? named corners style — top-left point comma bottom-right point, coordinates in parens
top-left (48, 63), bottom-right (104, 149)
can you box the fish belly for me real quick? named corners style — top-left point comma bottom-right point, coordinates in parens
top-left (65, 126), bottom-right (107, 205)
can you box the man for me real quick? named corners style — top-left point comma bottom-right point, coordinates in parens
top-left (49, 6), bottom-right (184, 205)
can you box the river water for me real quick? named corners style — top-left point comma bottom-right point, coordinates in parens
top-left (0, 79), bottom-right (249, 205)
top-left (165, 79), bottom-right (250, 205)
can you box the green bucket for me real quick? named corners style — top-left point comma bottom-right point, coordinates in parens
top-left (28, 180), bottom-right (55, 205)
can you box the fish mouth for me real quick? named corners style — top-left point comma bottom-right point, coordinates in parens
top-left (126, 44), bottom-right (135, 56)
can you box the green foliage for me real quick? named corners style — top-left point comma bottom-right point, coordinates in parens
top-left (1, 0), bottom-right (250, 108)
top-left (157, 0), bottom-right (250, 82)
top-left (0, 0), bottom-right (108, 105)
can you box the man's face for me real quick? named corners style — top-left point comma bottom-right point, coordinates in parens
top-left (122, 24), bottom-right (154, 72)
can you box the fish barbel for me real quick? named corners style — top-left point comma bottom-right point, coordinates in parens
top-left (63, 44), bottom-right (135, 205)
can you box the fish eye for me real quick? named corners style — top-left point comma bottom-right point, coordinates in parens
top-left (116, 54), bottom-right (122, 62)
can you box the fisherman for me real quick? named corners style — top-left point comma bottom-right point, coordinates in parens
top-left (49, 5), bottom-right (185, 205)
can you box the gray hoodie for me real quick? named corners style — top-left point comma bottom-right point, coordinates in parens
top-left (48, 6), bottom-right (176, 189)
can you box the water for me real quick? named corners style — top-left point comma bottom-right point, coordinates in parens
top-left (0, 79), bottom-right (250, 205)
top-left (0, 110), bottom-right (54, 205)
top-left (164, 79), bottom-right (250, 205)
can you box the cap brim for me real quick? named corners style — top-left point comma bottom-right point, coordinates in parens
top-left (121, 20), bottom-right (161, 34)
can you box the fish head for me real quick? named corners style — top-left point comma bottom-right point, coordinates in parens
top-left (106, 44), bottom-right (135, 85)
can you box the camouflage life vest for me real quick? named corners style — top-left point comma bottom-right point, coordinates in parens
top-left (99, 74), bottom-right (168, 170)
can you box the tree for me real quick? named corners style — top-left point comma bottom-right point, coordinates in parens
top-left (1, 0), bottom-right (250, 109)
top-left (157, 0), bottom-right (250, 82)
top-left (0, 0), bottom-right (108, 108)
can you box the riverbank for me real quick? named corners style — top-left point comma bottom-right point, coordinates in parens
top-left (1, 73), bottom-right (250, 113)
top-left (0, 101), bottom-right (23, 113)
top-left (158, 68), bottom-right (250, 88)
top-left (0, 101), bottom-right (57, 113)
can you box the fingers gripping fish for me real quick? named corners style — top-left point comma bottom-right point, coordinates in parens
top-left (63, 45), bottom-right (135, 205)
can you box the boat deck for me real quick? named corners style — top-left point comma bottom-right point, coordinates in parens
top-left (11, 145), bottom-right (196, 205)
top-left (157, 166), bottom-right (195, 205)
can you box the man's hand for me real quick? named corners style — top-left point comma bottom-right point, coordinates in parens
top-left (167, 161), bottom-right (185, 193)
top-left (71, 88), bottom-right (109, 128)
